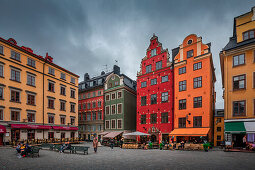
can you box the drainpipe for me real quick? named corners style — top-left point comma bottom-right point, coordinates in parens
top-left (43, 62), bottom-right (45, 139)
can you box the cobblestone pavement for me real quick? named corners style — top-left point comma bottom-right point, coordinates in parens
top-left (0, 142), bottom-right (255, 170)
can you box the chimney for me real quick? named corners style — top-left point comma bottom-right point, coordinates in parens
top-left (113, 65), bottom-right (120, 75)
top-left (84, 73), bottom-right (90, 82)
top-left (101, 71), bottom-right (105, 75)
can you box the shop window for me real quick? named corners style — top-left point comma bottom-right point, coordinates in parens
top-left (161, 112), bottom-right (168, 123)
top-left (233, 54), bottom-right (245, 66)
top-left (61, 132), bottom-right (65, 139)
top-left (48, 132), bottom-right (54, 139)
top-left (27, 130), bottom-right (35, 140)
top-left (194, 76), bottom-right (202, 88)
top-left (141, 115), bottom-right (146, 124)
top-left (179, 80), bottom-right (186, 91)
top-left (233, 74), bottom-right (246, 90)
top-left (193, 116), bottom-right (202, 128)
top-left (233, 100), bottom-right (246, 116)
top-left (150, 114), bottom-right (157, 124)
top-left (179, 117), bottom-right (186, 128)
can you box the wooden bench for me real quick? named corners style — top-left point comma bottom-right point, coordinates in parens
top-left (28, 146), bottom-right (41, 158)
top-left (73, 146), bottom-right (89, 155)
top-left (41, 143), bottom-right (53, 150)
top-left (62, 146), bottom-right (75, 154)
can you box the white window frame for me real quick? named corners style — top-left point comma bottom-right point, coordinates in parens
top-left (105, 120), bottom-right (110, 129)
top-left (70, 88), bottom-right (76, 98)
top-left (48, 67), bottom-right (55, 75)
top-left (10, 89), bottom-right (21, 102)
top-left (111, 104), bottom-right (116, 115)
top-left (0, 86), bottom-right (4, 100)
top-left (27, 57), bottom-right (36, 68)
top-left (117, 103), bottom-right (122, 114)
top-left (10, 109), bottom-right (20, 122)
top-left (117, 90), bottom-right (122, 99)
top-left (27, 111), bottom-right (36, 123)
top-left (111, 92), bottom-right (116, 100)
top-left (27, 73), bottom-right (36, 86)
top-left (105, 94), bottom-right (110, 101)
top-left (105, 106), bottom-right (110, 115)
top-left (111, 119), bottom-right (116, 129)
top-left (26, 92), bottom-right (36, 105)
top-left (10, 68), bottom-right (21, 82)
top-left (61, 72), bottom-right (66, 80)
top-left (117, 119), bottom-right (122, 129)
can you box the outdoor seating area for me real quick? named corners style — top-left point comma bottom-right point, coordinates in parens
top-left (40, 143), bottom-right (89, 155)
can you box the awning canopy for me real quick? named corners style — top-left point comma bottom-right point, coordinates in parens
top-left (225, 122), bottom-right (246, 134)
top-left (11, 124), bottom-right (52, 130)
top-left (169, 128), bottom-right (210, 136)
top-left (244, 122), bottom-right (255, 133)
top-left (52, 126), bottom-right (78, 131)
top-left (0, 125), bottom-right (6, 134)
top-left (123, 131), bottom-right (151, 136)
top-left (103, 131), bottom-right (123, 138)
top-left (99, 131), bottom-right (110, 136)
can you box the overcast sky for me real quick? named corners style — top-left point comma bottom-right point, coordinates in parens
top-left (0, 0), bottom-right (254, 109)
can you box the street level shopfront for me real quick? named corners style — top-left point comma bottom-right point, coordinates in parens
top-left (225, 120), bottom-right (255, 148)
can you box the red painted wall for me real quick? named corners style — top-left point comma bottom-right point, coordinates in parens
top-left (136, 35), bottom-right (174, 136)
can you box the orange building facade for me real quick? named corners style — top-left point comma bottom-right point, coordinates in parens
top-left (170, 34), bottom-right (216, 143)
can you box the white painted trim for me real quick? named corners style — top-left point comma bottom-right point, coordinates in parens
top-left (117, 103), bottom-right (122, 114)
top-left (111, 119), bottom-right (116, 129)
top-left (117, 119), bottom-right (122, 129)
top-left (105, 120), bottom-right (110, 129)
top-left (225, 118), bottom-right (255, 122)
top-left (111, 104), bottom-right (116, 115)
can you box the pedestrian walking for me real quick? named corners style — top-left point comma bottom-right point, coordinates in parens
top-left (93, 137), bottom-right (98, 153)
top-left (110, 138), bottom-right (114, 149)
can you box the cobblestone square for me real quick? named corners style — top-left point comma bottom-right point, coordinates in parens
top-left (1, 142), bottom-right (255, 170)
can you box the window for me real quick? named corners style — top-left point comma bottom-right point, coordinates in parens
top-left (117, 91), bottom-right (122, 98)
top-left (117, 119), bottom-right (122, 129)
top-left (217, 136), bottom-right (221, 140)
top-left (193, 116), bottom-right (202, 128)
top-left (187, 49), bottom-right (194, 58)
top-left (92, 102), bottom-right (96, 108)
top-left (89, 81), bottom-right (93, 87)
top-left (106, 106), bottom-right (110, 115)
top-left (141, 115), bottom-right (146, 124)
top-left (141, 81), bottom-right (147, 88)
top-left (88, 93), bottom-right (90, 98)
top-left (92, 112), bottom-right (96, 120)
top-left (217, 127), bottom-right (221, 132)
top-left (114, 81), bottom-right (119, 86)
top-left (10, 90), bottom-right (20, 102)
top-left (70, 89), bottom-right (75, 98)
top-left (111, 119), bottom-right (116, 129)
top-left (48, 67), bottom-right (55, 75)
top-left (48, 81), bottom-right (55, 92)
top-left (60, 117), bottom-right (65, 125)
top-left (71, 77), bottom-right (75, 84)
top-left (48, 115), bottom-right (54, 124)
top-left (111, 93), bottom-right (116, 100)
top-left (254, 72), bottom-right (255, 88)
top-left (233, 74), bottom-right (246, 90)
top-left (146, 65), bottom-right (152, 73)
top-left (0, 45), bottom-right (3, 54)
top-left (151, 78), bottom-right (157, 85)
top-left (61, 73), bottom-right (66, 80)
top-left (117, 104), bottom-right (122, 114)
top-left (194, 77), bottom-right (202, 88)
top-left (254, 99), bottom-right (255, 115)
top-left (98, 101), bottom-right (102, 107)
top-left (48, 99), bottom-right (54, 109)
top-left (0, 64), bottom-right (3, 77)
top-left (27, 94), bottom-right (35, 105)
top-left (156, 61), bottom-right (162, 70)
top-left (193, 62), bottom-right (202, 71)
top-left (161, 75), bottom-right (168, 83)
top-left (179, 99), bottom-right (186, 110)
top-left (217, 118), bottom-right (221, 123)
top-left (194, 96), bottom-right (202, 108)
top-left (70, 103), bottom-right (75, 113)
top-left (243, 29), bottom-right (255, 40)
top-left (98, 90), bottom-right (102, 96)
top-left (60, 86), bottom-right (66, 95)
top-left (93, 92), bottom-right (96, 97)
top-left (106, 94), bottom-right (110, 101)
top-left (83, 94), bottom-right (86, 99)
top-left (108, 83), bottom-right (112, 88)
top-left (150, 114), bottom-right (157, 124)
top-left (187, 39), bottom-right (193, 44)
top-left (83, 103), bottom-right (86, 109)
top-left (11, 111), bottom-right (20, 121)
top-left (0, 87), bottom-right (3, 99)
top-left (105, 120), bottom-right (110, 129)
top-left (161, 92), bottom-right (168, 102)
top-left (179, 117), bottom-right (186, 128)
top-left (151, 94), bottom-right (157, 104)
top-left (179, 67), bottom-right (186, 75)
top-left (60, 101), bottom-right (66, 111)
top-left (98, 79), bottom-right (102, 85)
top-left (151, 49), bottom-right (156, 56)
top-left (111, 105), bottom-right (116, 114)
top-left (27, 74), bottom-right (35, 86)
top-left (27, 113), bottom-right (35, 122)
top-left (179, 80), bottom-right (186, 91)
top-left (11, 50), bottom-right (20, 61)
top-left (141, 96), bottom-right (147, 106)
top-left (27, 58), bottom-right (36, 67)
top-left (161, 112), bottom-right (168, 123)
top-left (98, 111), bottom-right (102, 120)
top-left (11, 69), bottom-right (20, 82)
top-left (233, 54), bottom-right (245, 66)
top-left (87, 113), bottom-right (91, 121)
top-left (233, 101), bottom-right (246, 116)
top-left (0, 110), bottom-right (3, 120)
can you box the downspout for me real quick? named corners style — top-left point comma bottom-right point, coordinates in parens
top-left (43, 62), bottom-right (45, 139)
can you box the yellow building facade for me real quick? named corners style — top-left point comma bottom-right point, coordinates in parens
top-left (0, 37), bottom-right (79, 145)
top-left (213, 109), bottom-right (224, 146)
top-left (220, 6), bottom-right (255, 148)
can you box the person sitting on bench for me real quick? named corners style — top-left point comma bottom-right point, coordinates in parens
top-left (60, 142), bottom-right (71, 153)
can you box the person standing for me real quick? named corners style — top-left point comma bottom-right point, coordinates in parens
top-left (93, 137), bottom-right (98, 153)
top-left (243, 135), bottom-right (247, 149)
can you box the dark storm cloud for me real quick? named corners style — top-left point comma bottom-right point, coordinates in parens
top-left (0, 0), bottom-right (254, 108)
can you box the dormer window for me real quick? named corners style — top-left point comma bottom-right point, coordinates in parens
top-left (243, 29), bottom-right (255, 41)
top-left (151, 49), bottom-right (156, 56)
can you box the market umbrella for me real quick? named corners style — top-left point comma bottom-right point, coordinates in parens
top-left (123, 131), bottom-right (151, 136)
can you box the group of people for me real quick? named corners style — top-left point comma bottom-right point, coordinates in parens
top-left (16, 143), bottom-right (31, 158)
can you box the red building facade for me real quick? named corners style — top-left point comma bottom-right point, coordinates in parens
top-left (136, 34), bottom-right (174, 143)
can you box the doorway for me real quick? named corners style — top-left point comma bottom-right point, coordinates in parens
top-left (61, 132), bottom-right (65, 139)
top-left (48, 132), bottom-right (54, 139)
top-left (232, 134), bottom-right (245, 148)
top-left (11, 129), bottom-right (20, 142)
top-left (151, 134), bottom-right (157, 143)
top-left (27, 130), bottom-right (35, 140)
top-left (0, 134), bottom-right (3, 146)
top-left (162, 134), bottom-right (169, 143)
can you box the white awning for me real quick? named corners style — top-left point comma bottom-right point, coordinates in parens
top-left (244, 122), bottom-right (255, 133)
